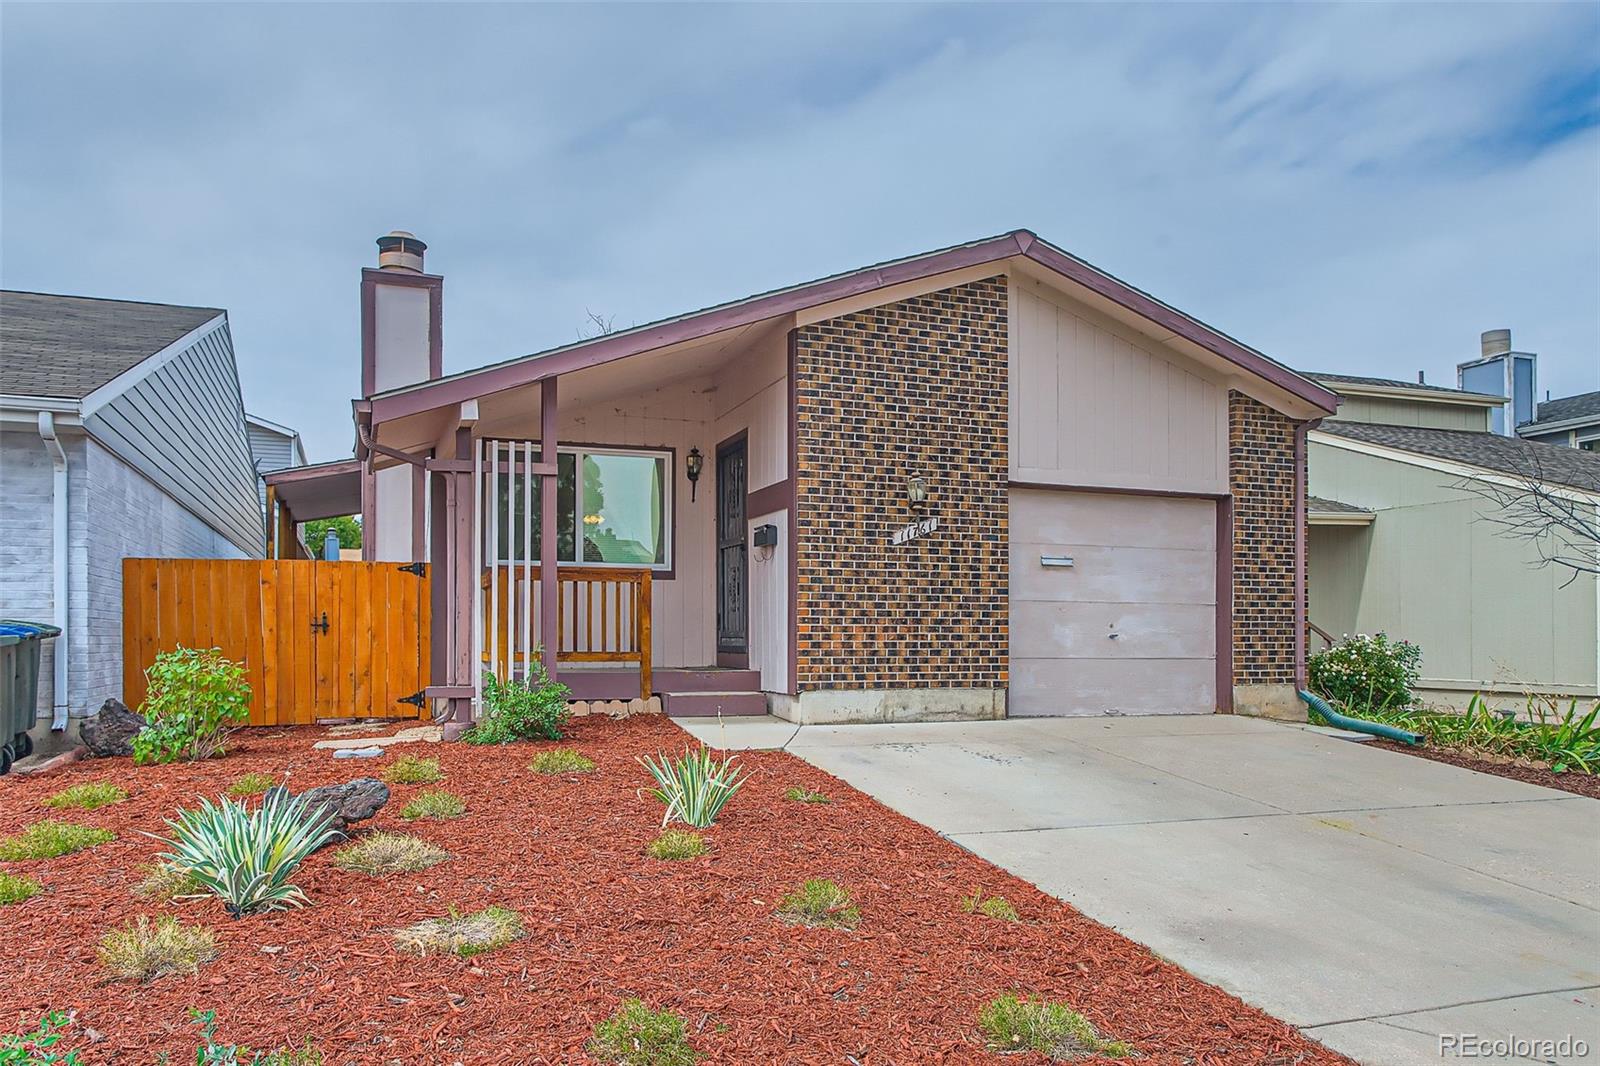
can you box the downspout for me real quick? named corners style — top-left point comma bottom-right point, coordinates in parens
top-left (1292, 418), bottom-right (1322, 689)
top-left (37, 412), bottom-right (70, 731)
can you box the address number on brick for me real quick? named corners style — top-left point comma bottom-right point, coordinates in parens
top-left (891, 517), bottom-right (939, 545)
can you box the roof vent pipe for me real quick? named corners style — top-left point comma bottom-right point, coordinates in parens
top-left (376, 230), bottom-right (426, 273)
top-left (1480, 329), bottom-right (1512, 358)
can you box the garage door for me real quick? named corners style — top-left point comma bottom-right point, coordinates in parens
top-left (1010, 489), bottom-right (1217, 716)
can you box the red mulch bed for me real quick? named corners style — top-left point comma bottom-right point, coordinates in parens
top-left (1366, 739), bottom-right (1600, 799)
top-left (1, 716), bottom-right (1351, 1065)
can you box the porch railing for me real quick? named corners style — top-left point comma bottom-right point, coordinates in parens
top-left (479, 566), bottom-right (652, 700)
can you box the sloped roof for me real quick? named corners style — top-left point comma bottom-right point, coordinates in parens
top-left (1319, 420), bottom-right (1600, 492)
top-left (1307, 371), bottom-right (1505, 402)
top-left (0, 291), bottom-right (222, 399)
top-left (1307, 495), bottom-right (1374, 516)
top-left (1520, 390), bottom-right (1600, 430)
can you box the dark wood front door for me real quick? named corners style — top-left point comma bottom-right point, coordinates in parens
top-left (716, 438), bottom-right (748, 656)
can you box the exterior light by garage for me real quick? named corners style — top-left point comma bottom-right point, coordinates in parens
top-left (685, 446), bottom-right (703, 501)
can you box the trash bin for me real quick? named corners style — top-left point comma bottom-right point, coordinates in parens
top-left (0, 620), bottom-right (61, 775)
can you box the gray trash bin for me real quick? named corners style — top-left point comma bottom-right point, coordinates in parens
top-left (0, 620), bottom-right (62, 774)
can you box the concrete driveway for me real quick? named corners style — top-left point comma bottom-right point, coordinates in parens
top-left (678, 713), bottom-right (1600, 1065)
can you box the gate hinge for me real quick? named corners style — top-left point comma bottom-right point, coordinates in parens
top-left (398, 562), bottom-right (427, 577)
top-left (397, 691), bottom-right (427, 709)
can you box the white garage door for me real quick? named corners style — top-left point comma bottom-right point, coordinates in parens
top-left (1010, 489), bottom-right (1217, 717)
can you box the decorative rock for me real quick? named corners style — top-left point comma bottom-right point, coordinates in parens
top-left (78, 699), bottom-right (146, 758)
top-left (266, 777), bottom-right (389, 841)
top-left (332, 746), bottom-right (385, 759)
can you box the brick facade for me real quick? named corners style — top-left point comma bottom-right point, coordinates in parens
top-left (793, 277), bottom-right (1009, 691)
top-left (1228, 391), bottom-right (1299, 686)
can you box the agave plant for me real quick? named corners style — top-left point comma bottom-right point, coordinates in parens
top-left (638, 746), bottom-right (750, 828)
top-left (156, 790), bottom-right (338, 917)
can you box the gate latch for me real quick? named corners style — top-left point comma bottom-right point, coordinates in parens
top-left (398, 562), bottom-right (427, 577)
top-left (310, 612), bottom-right (329, 634)
top-left (397, 691), bottom-right (427, 709)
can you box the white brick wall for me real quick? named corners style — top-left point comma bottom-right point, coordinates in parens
top-left (0, 428), bottom-right (244, 735)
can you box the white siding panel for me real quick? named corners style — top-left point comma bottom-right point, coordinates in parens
top-left (746, 508), bottom-right (789, 694)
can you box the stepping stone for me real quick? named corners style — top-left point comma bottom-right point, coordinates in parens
top-left (332, 746), bottom-right (384, 759)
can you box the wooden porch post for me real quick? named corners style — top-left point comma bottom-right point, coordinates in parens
top-left (265, 484), bottom-right (277, 559)
top-left (540, 377), bottom-right (559, 679)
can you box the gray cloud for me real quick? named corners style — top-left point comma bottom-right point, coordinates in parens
top-left (3, 2), bottom-right (1595, 460)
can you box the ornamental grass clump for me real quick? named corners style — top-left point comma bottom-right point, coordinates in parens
top-left (228, 772), bottom-right (278, 797)
top-left (977, 994), bottom-right (1132, 1060)
top-left (0, 819), bottom-right (114, 861)
top-left (133, 861), bottom-right (204, 902)
top-left (776, 878), bottom-right (860, 930)
top-left (399, 789), bottom-right (466, 820)
top-left (638, 746), bottom-right (749, 828)
top-left (529, 748), bottom-right (596, 775)
top-left (334, 832), bottom-right (448, 875)
top-left (383, 755), bottom-right (443, 784)
top-left (156, 789), bottom-right (338, 916)
top-left (468, 665), bottom-right (571, 744)
top-left (588, 998), bottom-right (700, 1066)
top-left (0, 872), bottom-right (42, 906)
top-left (98, 915), bottom-right (217, 982)
top-left (133, 646), bottom-right (251, 764)
top-left (394, 905), bottom-right (524, 957)
top-left (646, 829), bottom-right (707, 861)
top-left (43, 781), bottom-right (127, 810)
top-left (784, 786), bottom-right (831, 804)
top-left (961, 890), bottom-right (1020, 922)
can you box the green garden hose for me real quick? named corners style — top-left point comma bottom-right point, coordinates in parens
top-left (1298, 689), bottom-right (1424, 746)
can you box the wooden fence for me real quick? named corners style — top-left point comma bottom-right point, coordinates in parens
top-left (123, 558), bottom-right (429, 726)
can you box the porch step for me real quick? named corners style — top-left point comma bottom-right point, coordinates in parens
top-left (660, 690), bottom-right (767, 718)
top-left (654, 668), bottom-right (760, 694)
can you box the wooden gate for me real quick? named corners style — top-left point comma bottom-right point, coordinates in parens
top-left (123, 558), bottom-right (430, 726)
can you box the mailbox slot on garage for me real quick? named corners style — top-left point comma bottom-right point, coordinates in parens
top-left (1040, 555), bottom-right (1075, 568)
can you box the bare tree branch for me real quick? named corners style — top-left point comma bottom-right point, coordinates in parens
top-left (577, 309), bottom-right (618, 339)
top-left (1455, 449), bottom-right (1600, 582)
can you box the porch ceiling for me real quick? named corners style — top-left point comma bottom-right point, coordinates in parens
top-left (263, 458), bottom-right (362, 521)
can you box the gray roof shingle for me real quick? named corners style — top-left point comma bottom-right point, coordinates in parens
top-left (1319, 420), bottom-right (1600, 492)
top-left (1307, 496), bottom-right (1374, 515)
top-left (0, 291), bottom-right (223, 399)
top-left (1520, 390), bottom-right (1600, 430)
top-left (1306, 371), bottom-right (1505, 401)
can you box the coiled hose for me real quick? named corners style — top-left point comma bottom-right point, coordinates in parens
top-left (1298, 689), bottom-right (1424, 746)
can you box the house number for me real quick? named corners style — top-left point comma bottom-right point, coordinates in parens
top-left (891, 517), bottom-right (939, 545)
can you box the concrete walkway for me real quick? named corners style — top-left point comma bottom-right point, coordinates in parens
top-left (677, 714), bottom-right (1600, 1065)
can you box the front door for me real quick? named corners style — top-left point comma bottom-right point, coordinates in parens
top-left (716, 438), bottom-right (748, 658)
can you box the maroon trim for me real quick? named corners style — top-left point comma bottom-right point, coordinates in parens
top-left (746, 478), bottom-right (791, 519)
top-left (448, 426), bottom-right (474, 725)
top-left (369, 230), bottom-right (1337, 424)
top-left (263, 457), bottom-right (362, 486)
top-left (716, 651), bottom-right (750, 669)
top-left (786, 329), bottom-right (799, 697)
top-left (360, 465), bottom-right (376, 561)
top-left (1216, 495), bottom-right (1235, 713)
top-left (539, 378), bottom-right (559, 678)
top-left (411, 458), bottom-right (428, 563)
top-left (360, 267), bottom-right (444, 399)
top-left (1292, 419), bottom-right (1320, 688)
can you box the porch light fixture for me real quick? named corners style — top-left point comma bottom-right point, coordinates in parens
top-left (685, 447), bottom-right (704, 502)
top-left (583, 513), bottom-right (603, 527)
top-left (907, 474), bottom-right (929, 510)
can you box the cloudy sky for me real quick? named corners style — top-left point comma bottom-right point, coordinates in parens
top-left (3, 2), bottom-right (1597, 461)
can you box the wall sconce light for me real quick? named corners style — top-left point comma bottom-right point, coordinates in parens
top-left (685, 446), bottom-right (704, 502)
top-left (907, 474), bottom-right (929, 510)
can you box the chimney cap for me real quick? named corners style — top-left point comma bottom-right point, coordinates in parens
top-left (376, 230), bottom-right (427, 272)
top-left (1480, 328), bottom-right (1512, 358)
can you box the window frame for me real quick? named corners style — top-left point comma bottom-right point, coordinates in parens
top-left (490, 442), bottom-right (675, 576)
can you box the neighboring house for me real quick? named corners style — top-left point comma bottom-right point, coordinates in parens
top-left (270, 229), bottom-right (1338, 728)
top-left (245, 412), bottom-right (309, 512)
top-left (1518, 390), bottom-right (1600, 451)
top-left (1306, 371), bottom-right (1600, 711)
top-left (0, 291), bottom-right (263, 749)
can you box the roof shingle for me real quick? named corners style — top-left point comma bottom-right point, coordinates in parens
top-left (1520, 390), bottom-right (1600, 430)
top-left (1318, 420), bottom-right (1600, 493)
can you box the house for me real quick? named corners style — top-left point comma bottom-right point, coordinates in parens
top-left (0, 291), bottom-right (263, 751)
top-left (245, 412), bottom-right (309, 516)
top-left (1456, 327), bottom-right (1599, 450)
top-left (266, 229), bottom-right (1339, 730)
top-left (1518, 390), bottom-right (1600, 451)
top-left (1305, 367), bottom-right (1600, 711)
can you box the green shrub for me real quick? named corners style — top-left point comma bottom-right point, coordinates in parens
top-left (132, 861), bottom-right (204, 902)
top-left (0, 872), bottom-right (42, 906)
top-left (98, 915), bottom-right (217, 982)
top-left (133, 647), bottom-right (251, 764)
top-left (1321, 694), bottom-right (1600, 775)
top-left (646, 829), bottom-right (707, 861)
top-left (784, 786), bottom-right (830, 804)
top-left (228, 772), bottom-right (278, 797)
top-left (529, 748), bottom-right (595, 775)
top-left (394, 905), bottom-right (523, 957)
top-left (978, 994), bottom-right (1131, 1059)
top-left (588, 998), bottom-right (699, 1066)
top-left (334, 832), bottom-right (448, 875)
top-left (190, 1008), bottom-right (323, 1065)
top-left (467, 665), bottom-right (571, 744)
top-left (776, 878), bottom-right (860, 930)
top-left (157, 790), bottom-right (337, 916)
top-left (960, 890), bottom-right (1019, 922)
top-left (383, 755), bottom-right (442, 784)
top-left (1309, 632), bottom-right (1421, 712)
top-left (0, 820), bottom-right (114, 861)
top-left (1, 1011), bottom-right (83, 1065)
top-left (43, 782), bottom-right (127, 810)
top-left (400, 789), bottom-right (465, 820)
top-left (638, 746), bottom-right (749, 828)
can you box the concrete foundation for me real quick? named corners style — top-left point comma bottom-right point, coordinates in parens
top-left (1232, 683), bottom-right (1306, 722)
top-left (768, 687), bottom-right (1006, 725)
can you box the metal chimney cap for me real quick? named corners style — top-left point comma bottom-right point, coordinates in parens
top-left (1480, 328), bottom-right (1512, 358)
top-left (376, 230), bottom-right (427, 272)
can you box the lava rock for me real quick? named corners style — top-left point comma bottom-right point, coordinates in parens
top-left (78, 699), bottom-right (146, 758)
top-left (266, 777), bottom-right (389, 842)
